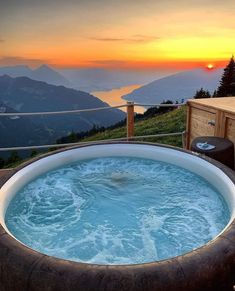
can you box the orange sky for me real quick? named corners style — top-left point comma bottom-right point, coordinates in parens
top-left (0, 0), bottom-right (235, 70)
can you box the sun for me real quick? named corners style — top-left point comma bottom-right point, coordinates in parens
top-left (206, 64), bottom-right (214, 70)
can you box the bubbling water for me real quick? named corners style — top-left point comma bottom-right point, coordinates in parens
top-left (5, 157), bottom-right (230, 265)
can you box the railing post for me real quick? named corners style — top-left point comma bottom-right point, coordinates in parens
top-left (126, 101), bottom-right (134, 140)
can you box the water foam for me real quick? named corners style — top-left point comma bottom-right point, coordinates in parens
top-left (5, 157), bottom-right (230, 265)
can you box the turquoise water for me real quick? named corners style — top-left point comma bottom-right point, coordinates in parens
top-left (5, 157), bottom-right (230, 265)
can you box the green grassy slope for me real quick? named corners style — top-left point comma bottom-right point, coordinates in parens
top-left (82, 106), bottom-right (186, 147)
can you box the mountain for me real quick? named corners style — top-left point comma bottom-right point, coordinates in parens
top-left (122, 69), bottom-right (223, 104)
top-left (0, 65), bottom-right (178, 93)
top-left (59, 68), bottom-right (176, 92)
top-left (29, 65), bottom-right (71, 87)
top-left (0, 75), bottom-right (125, 148)
top-left (0, 65), bottom-right (71, 87)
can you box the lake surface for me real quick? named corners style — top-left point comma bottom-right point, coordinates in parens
top-left (92, 84), bottom-right (146, 114)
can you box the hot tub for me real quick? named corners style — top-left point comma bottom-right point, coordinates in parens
top-left (0, 142), bottom-right (235, 291)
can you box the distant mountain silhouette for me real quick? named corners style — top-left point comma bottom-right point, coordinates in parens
top-left (29, 65), bottom-right (71, 87)
top-left (0, 75), bottom-right (125, 148)
top-left (59, 68), bottom-right (174, 92)
top-left (0, 64), bottom-right (177, 92)
top-left (122, 69), bottom-right (223, 103)
top-left (0, 65), bottom-right (71, 87)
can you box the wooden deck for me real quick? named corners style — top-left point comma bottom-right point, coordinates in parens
top-left (0, 169), bottom-right (15, 187)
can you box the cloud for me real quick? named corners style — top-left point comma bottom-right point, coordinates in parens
top-left (0, 39), bottom-right (4, 42)
top-left (88, 35), bottom-right (160, 43)
top-left (0, 56), bottom-right (49, 67)
top-left (86, 60), bottom-right (129, 69)
top-left (131, 35), bottom-right (160, 42)
top-left (89, 37), bottom-right (126, 42)
top-left (88, 59), bottom-right (128, 67)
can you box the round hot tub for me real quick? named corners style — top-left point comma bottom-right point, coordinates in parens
top-left (1, 142), bottom-right (235, 291)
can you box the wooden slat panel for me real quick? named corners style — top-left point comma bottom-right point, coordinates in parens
top-left (215, 110), bottom-right (224, 137)
top-left (189, 107), bottom-right (215, 146)
top-left (225, 117), bottom-right (235, 144)
top-left (224, 117), bottom-right (235, 167)
top-left (188, 103), bottom-right (217, 114)
top-left (188, 97), bottom-right (235, 115)
top-left (191, 107), bottom-right (215, 118)
top-left (185, 105), bottom-right (191, 149)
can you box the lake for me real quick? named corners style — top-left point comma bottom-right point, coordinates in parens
top-left (92, 84), bottom-right (146, 114)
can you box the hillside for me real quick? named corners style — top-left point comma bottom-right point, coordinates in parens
top-left (29, 65), bottom-right (71, 87)
top-left (0, 75), bottom-right (125, 147)
top-left (81, 106), bottom-right (186, 147)
top-left (0, 103), bottom-right (47, 148)
top-left (123, 69), bottom-right (222, 104)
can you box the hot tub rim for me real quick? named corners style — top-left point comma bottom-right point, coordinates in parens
top-left (0, 141), bottom-right (235, 270)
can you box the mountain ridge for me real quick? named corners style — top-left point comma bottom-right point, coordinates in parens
top-left (122, 68), bottom-right (223, 103)
top-left (0, 64), bottom-right (178, 92)
top-left (0, 64), bottom-right (71, 87)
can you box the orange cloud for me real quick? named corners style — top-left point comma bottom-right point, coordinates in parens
top-left (88, 35), bottom-right (160, 43)
top-left (0, 56), bottom-right (49, 67)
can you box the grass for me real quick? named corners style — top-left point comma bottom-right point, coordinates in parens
top-left (82, 106), bottom-right (187, 147)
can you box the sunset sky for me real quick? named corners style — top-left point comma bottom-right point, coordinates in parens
top-left (0, 0), bottom-right (235, 70)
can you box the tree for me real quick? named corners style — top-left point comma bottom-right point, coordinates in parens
top-left (142, 100), bottom-right (174, 118)
top-left (212, 90), bottom-right (217, 97)
top-left (0, 157), bottom-right (5, 169)
top-left (7, 151), bottom-right (21, 165)
top-left (67, 131), bottom-right (78, 142)
top-left (30, 150), bottom-right (38, 158)
top-left (193, 88), bottom-right (211, 99)
top-left (216, 56), bottom-right (235, 97)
